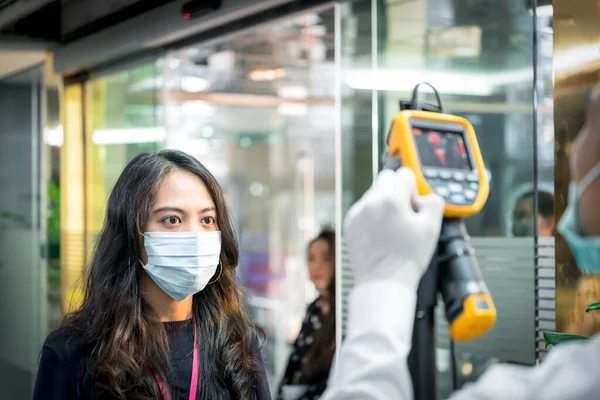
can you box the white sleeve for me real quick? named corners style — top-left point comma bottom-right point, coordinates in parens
top-left (448, 335), bottom-right (600, 400)
top-left (321, 279), bottom-right (600, 400)
top-left (321, 281), bottom-right (417, 400)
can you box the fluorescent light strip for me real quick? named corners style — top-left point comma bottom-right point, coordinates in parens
top-left (345, 68), bottom-right (533, 96)
top-left (535, 5), bottom-right (553, 17)
top-left (92, 127), bottom-right (166, 145)
top-left (554, 44), bottom-right (600, 73)
top-left (45, 126), bottom-right (64, 147)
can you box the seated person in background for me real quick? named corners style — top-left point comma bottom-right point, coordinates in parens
top-left (278, 229), bottom-right (336, 400)
top-left (512, 188), bottom-right (555, 237)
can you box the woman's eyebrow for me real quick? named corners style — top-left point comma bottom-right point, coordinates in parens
top-left (153, 206), bottom-right (185, 215)
top-left (152, 206), bottom-right (216, 214)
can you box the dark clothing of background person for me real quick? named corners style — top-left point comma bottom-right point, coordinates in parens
top-left (33, 320), bottom-right (272, 400)
top-left (277, 299), bottom-right (331, 400)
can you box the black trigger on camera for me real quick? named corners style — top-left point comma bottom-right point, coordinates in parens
top-left (382, 152), bottom-right (402, 171)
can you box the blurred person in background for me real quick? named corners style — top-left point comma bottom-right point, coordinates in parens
top-left (34, 150), bottom-right (270, 400)
top-left (278, 229), bottom-right (336, 400)
top-left (512, 186), bottom-right (555, 237)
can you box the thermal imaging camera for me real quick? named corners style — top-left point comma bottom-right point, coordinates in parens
top-left (383, 83), bottom-right (497, 399)
top-left (386, 111), bottom-right (488, 220)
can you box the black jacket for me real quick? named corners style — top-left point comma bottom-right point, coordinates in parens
top-left (33, 324), bottom-right (272, 400)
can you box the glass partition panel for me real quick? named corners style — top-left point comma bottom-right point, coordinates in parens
top-left (336, 0), bottom-right (378, 342)
top-left (554, 0), bottom-right (600, 338)
top-left (45, 58), bottom-right (63, 334)
top-left (534, 4), bottom-right (556, 362)
top-left (84, 60), bottom-right (164, 268)
top-left (164, 7), bottom-right (337, 396)
top-left (370, 0), bottom-right (539, 396)
top-left (0, 65), bottom-right (46, 399)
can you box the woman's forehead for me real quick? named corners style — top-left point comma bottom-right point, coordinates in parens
top-left (154, 170), bottom-right (215, 210)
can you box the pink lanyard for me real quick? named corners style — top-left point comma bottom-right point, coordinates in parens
top-left (156, 324), bottom-right (199, 400)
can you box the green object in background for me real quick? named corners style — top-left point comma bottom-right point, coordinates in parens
top-left (585, 302), bottom-right (600, 312)
top-left (543, 332), bottom-right (590, 349)
top-left (47, 179), bottom-right (61, 246)
top-left (543, 302), bottom-right (600, 348)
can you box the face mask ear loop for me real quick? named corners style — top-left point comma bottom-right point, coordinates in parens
top-left (577, 162), bottom-right (600, 197)
top-left (208, 262), bottom-right (223, 284)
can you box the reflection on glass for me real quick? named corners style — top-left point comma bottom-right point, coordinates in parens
top-left (436, 349), bottom-right (500, 399)
top-left (363, 0), bottom-right (553, 394)
top-left (0, 66), bottom-right (46, 399)
top-left (511, 189), bottom-right (555, 238)
top-left (372, 0), bottom-right (539, 237)
top-left (85, 61), bottom-right (164, 263)
top-left (77, 10), bottom-right (337, 396)
top-left (46, 75), bottom-right (62, 333)
top-left (278, 229), bottom-right (336, 399)
top-left (164, 8), bottom-right (337, 394)
top-left (553, 0), bottom-right (600, 337)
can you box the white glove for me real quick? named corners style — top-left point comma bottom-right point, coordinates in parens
top-left (344, 167), bottom-right (445, 291)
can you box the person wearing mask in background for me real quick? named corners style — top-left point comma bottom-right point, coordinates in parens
top-left (34, 150), bottom-right (270, 400)
top-left (512, 187), bottom-right (555, 237)
top-left (278, 229), bottom-right (337, 400)
top-left (321, 85), bottom-right (600, 400)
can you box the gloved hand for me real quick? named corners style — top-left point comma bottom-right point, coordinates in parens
top-left (344, 167), bottom-right (445, 291)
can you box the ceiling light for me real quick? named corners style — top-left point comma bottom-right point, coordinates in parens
top-left (181, 100), bottom-right (215, 117)
top-left (248, 68), bottom-right (286, 81)
top-left (304, 25), bottom-right (327, 37)
top-left (531, 5), bottom-right (553, 17)
top-left (208, 50), bottom-right (235, 71)
top-left (202, 126), bottom-right (214, 137)
top-left (180, 76), bottom-right (209, 92)
top-left (454, 47), bottom-right (479, 57)
top-left (45, 125), bottom-right (64, 147)
top-left (345, 68), bottom-right (532, 96)
top-left (554, 44), bottom-right (600, 73)
top-left (92, 127), bottom-right (166, 145)
top-left (240, 137), bottom-right (252, 148)
top-left (278, 85), bottom-right (309, 99)
top-left (278, 103), bottom-right (308, 116)
top-left (248, 69), bottom-right (265, 81)
top-left (249, 182), bottom-right (267, 197)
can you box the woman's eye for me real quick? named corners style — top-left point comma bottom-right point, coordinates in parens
top-left (163, 216), bottom-right (181, 225)
top-left (201, 216), bottom-right (216, 225)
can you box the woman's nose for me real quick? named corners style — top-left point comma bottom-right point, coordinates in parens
top-left (182, 220), bottom-right (209, 232)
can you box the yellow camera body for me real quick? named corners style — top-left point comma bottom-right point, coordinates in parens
top-left (387, 109), bottom-right (496, 342)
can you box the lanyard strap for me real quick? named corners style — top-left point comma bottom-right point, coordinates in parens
top-left (156, 323), bottom-right (199, 400)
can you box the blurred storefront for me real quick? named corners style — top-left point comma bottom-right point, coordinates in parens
top-left (0, 0), bottom-right (566, 398)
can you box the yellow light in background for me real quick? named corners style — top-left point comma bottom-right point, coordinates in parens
top-left (84, 79), bottom-right (108, 268)
top-left (248, 68), bottom-right (286, 81)
top-left (60, 83), bottom-right (85, 313)
top-left (462, 362), bottom-right (473, 377)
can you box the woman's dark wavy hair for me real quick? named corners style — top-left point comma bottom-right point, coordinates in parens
top-left (301, 228), bottom-right (336, 382)
top-left (59, 149), bottom-right (264, 399)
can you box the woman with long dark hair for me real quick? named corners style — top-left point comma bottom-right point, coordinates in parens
top-left (277, 229), bottom-right (336, 400)
top-left (33, 150), bottom-right (271, 399)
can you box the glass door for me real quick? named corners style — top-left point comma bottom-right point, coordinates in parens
top-left (163, 7), bottom-right (337, 392)
top-left (0, 66), bottom-right (47, 399)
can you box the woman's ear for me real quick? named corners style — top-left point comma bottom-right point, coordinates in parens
top-left (139, 233), bottom-right (149, 264)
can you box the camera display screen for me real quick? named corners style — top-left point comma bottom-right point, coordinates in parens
top-left (412, 126), bottom-right (471, 170)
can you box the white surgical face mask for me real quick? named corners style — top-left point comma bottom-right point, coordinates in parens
top-left (141, 231), bottom-right (221, 301)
